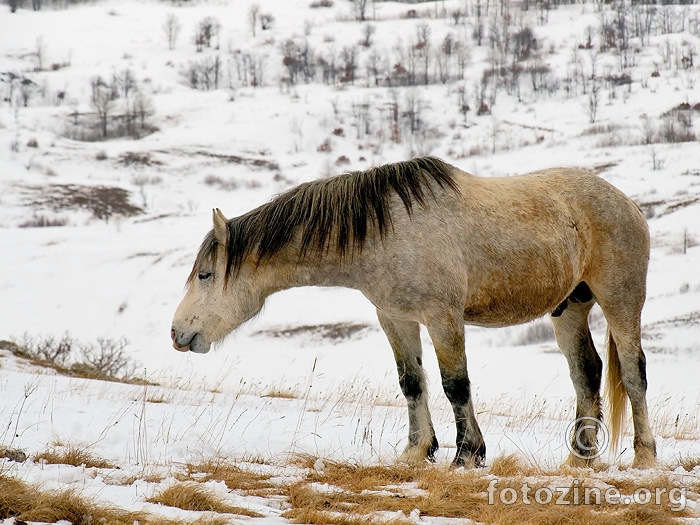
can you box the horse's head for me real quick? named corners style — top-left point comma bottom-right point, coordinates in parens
top-left (171, 209), bottom-right (266, 353)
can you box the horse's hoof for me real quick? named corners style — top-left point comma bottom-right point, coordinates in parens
top-left (451, 453), bottom-right (485, 469)
top-left (563, 453), bottom-right (597, 469)
top-left (398, 447), bottom-right (432, 466)
top-left (631, 449), bottom-right (657, 470)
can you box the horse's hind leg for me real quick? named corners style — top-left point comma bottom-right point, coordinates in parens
top-left (377, 310), bottom-right (438, 464)
top-left (425, 312), bottom-right (485, 467)
top-left (551, 284), bottom-right (602, 466)
top-left (596, 293), bottom-right (657, 469)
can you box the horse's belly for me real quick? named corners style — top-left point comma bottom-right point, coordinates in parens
top-left (463, 285), bottom-right (565, 328)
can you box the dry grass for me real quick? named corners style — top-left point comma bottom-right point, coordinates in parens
top-left (8, 450), bottom-right (694, 525)
top-left (0, 474), bottom-right (176, 524)
top-left (146, 481), bottom-right (262, 517)
top-left (675, 455), bottom-right (700, 472)
top-left (281, 455), bottom-right (694, 525)
top-left (33, 445), bottom-right (115, 469)
top-left (263, 387), bottom-right (301, 399)
top-left (184, 458), bottom-right (277, 495)
top-left (284, 507), bottom-right (413, 525)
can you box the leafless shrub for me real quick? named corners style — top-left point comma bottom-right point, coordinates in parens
top-left (194, 16), bottom-right (221, 51)
top-left (280, 38), bottom-right (316, 85)
top-left (11, 333), bottom-right (140, 383)
top-left (361, 23), bottom-right (376, 48)
top-left (19, 214), bottom-right (68, 228)
top-left (260, 13), bottom-right (275, 30)
top-left (118, 151), bottom-right (159, 167)
top-left (19, 332), bottom-right (76, 366)
top-left (515, 320), bottom-right (555, 345)
top-left (182, 56), bottom-right (223, 90)
top-left (203, 174), bottom-right (239, 191)
top-left (659, 106), bottom-right (696, 143)
top-left (233, 52), bottom-right (267, 87)
top-left (310, 0), bottom-right (333, 6)
top-left (650, 145), bottom-right (665, 171)
top-left (76, 337), bottom-right (134, 379)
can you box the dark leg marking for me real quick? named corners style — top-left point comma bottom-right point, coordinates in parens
top-left (442, 375), bottom-right (486, 467)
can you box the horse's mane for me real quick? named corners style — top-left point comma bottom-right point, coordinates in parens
top-left (188, 156), bottom-right (459, 283)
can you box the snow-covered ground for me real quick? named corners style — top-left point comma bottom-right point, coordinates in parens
top-left (1, 0), bottom-right (700, 522)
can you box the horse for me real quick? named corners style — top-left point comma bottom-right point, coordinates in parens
top-left (171, 156), bottom-right (656, 469)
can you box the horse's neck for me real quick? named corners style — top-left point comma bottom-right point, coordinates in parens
top-left (260, 249), bottom-right (365, 293)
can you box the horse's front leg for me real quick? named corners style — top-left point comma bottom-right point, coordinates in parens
top-left (426, 313), bottom-right (485, 467)
top-left (377, 310), bottom-right (438, 465)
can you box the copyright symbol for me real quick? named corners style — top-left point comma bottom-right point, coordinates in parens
top-left (565, 416), bottom-right (609, 460)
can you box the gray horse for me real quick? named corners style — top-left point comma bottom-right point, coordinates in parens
top-left (171, 157), bottom-right (656, 469)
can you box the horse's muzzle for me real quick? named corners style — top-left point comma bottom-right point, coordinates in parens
top-left (171, 327), bottom-right (211, 354)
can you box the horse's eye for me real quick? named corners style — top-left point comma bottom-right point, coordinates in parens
top-left (198, 272), bottom-right (213, 281)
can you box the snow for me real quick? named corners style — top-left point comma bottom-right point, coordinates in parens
top-left (1, 0), bottom-right (700, 522)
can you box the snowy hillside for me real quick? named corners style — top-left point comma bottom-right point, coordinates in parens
top-left (1, 0), bottom-right (700, 523)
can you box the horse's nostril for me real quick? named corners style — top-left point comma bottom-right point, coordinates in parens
top-left (170, 328), bottom-right (176, 341)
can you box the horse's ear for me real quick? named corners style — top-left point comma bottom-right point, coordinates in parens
top-left (212, 208), bottom-right (229, 244)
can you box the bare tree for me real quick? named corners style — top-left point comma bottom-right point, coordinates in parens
top-left (388, 87), bottom-right (401, 143)
top-left (366, 47), bottom-right (383, 86)
top-left (361, 24), bottom-right (376, 48)
top-left (132, 89), bottom-right (154, 131)
top-left (341, 46), bottom-right (358, 84)
top-left (248, 3), bottom-right (260, 37)
top-left (457, 83), bottom-right (470, 124)
top-left (91, 76), bottom-right (115, 139)
top-left (19, 78), bottom-right (36, 107)
top-left (414, 23), bottom-right (431, 85)
top-left (194, 16), bottom-right (221, 51)
top-left (585, 80), bottom-right (600, 124)
top-left (352, 0), bottom-right (370, 21)
top-left (163, 13), bottom-right (181, 50)
top-left (34, 36), bottom-right (47, 71)
top-left (114, 68), bottom-right (136, 99)
top-left (455, 40), bottom-right (471, 79)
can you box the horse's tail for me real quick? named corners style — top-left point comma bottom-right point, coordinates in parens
top-left (605, 327), bottom-right (627, 456)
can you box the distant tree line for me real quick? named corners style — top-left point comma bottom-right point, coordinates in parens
top-left (5, 0), bottom-right (103, 11)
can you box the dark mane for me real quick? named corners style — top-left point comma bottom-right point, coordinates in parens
top-left (189, 157), bottom-right (459, 283)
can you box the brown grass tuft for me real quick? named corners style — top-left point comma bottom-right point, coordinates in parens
top-left (33, 445), bottom-right (115, 469)
top-left (147, 481), bottom-right (262, 517)
top-left (188, 516), bottom-right (235, 525)
top-left (185, 458), bottom-right (276, 495)
top-left (0, 474), bottom-right (175, 524)
top-left (489, 453), bottom-right (543, 477)
top-left (263, 388), bottom-right (300, 399)
top-left (284, 507), bottom-right (413, 525)
top-left (304, 458), bottom-right (422, 492)
top-left (674, 455), bottom-right (700, 472)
